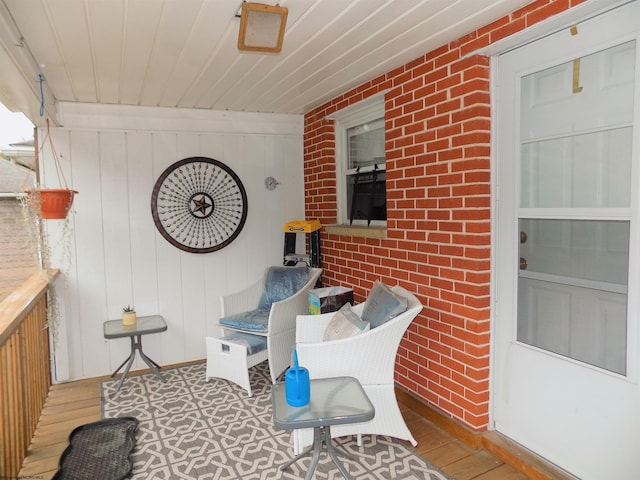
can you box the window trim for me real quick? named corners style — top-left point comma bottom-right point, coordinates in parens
top-left (328, 92), bottom-right (387, 227)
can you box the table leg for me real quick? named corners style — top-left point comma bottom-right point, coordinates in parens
top-left (111, 354), bottom-right (131, 377)
top-left (111, 335), bottom-right (166, 391)
top-left (134, 335), bottom-right (166, 383)
top-left (324, 426), bottom-right (352, 480)
top-left (305, 426), bottom-right (328, 480)
top-left (280, 426), bottom-right (352, 480)
top-left (114, 337), bottom-right (137, 392)
top-left (279, 442), bottom-right (315, 471)
top-left (140, 351), bottom-right (162, 370)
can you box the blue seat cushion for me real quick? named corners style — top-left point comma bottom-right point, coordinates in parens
top-left (220, 308), bottom-right (270, 333)
top-left (222, 332), bottom-right (267, 355)
top-left (258, 266), bottom-right (311, 310)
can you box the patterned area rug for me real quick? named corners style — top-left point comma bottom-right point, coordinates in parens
top-left (101, 362), bottom-right (452, 480)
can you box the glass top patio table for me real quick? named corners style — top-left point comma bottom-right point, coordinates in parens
top-left (272, 376), bottom-right (375, 480)
top-left (103, 314), bottom-right (167, 338)
top-left (103, 315), bottom-right (167, 392)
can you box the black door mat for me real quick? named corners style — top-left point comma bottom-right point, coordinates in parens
top-left (53, 416), bottom-right (138, 480)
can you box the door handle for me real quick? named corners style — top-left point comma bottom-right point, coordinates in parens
top-left (520, 257), bottom-right (528, 270)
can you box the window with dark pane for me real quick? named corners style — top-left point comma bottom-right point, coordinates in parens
top-left (346, 118), bottom-right (386, 224)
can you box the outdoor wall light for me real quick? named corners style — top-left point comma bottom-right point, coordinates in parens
top-left (237, 2), bottom-right (288, 53)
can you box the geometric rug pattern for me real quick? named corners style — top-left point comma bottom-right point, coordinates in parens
top-left (101, 361), bottom-right (452, 480)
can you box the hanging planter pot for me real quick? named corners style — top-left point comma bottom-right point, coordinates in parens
top-left (25, 188), bottom-right (78, 219)
top-left (23, 118), bottom-right (79, 220)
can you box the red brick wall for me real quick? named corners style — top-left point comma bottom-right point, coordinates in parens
top-left (304, 0), bottom-right (584, 430)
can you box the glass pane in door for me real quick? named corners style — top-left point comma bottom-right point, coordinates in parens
top-left (518, 219), bottom-right (628, 374)
top-left (517, 41), bottom-right (635, 375)
top-left (521, 127), bottom-right (632, 208)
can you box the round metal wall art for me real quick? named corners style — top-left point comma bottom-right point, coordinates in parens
top-left (151, 157), bottom-right (248, 253)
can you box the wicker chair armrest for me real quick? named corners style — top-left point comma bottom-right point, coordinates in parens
top-left (268, 268), bottom-right (322, 335)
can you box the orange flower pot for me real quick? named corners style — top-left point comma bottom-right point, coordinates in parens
top-left (26, 189), bottom-right (78, 219)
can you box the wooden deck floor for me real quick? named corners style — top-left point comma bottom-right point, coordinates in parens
top-left (19, 366), bottom-right (569, 480)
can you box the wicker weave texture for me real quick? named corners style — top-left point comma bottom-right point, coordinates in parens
top-left (294, 285), bottom-right (423, 453)
top-left (209, 267), bottom-right (322, 392)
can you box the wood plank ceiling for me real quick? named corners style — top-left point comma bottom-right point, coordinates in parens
top-left (0, 0), bottom-right (531, 125)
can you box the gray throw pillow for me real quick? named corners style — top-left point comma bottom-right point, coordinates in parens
top-left (361, 281), bottom-right (408, 328)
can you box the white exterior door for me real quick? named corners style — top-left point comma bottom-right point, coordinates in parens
top-left (494, 3), bottom-right (640, 479)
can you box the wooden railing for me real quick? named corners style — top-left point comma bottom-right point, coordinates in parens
top-left (0, 271), bottom-right (55, 478)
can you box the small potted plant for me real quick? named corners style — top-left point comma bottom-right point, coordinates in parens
top-left (122, 305), bottom-right (136, 326)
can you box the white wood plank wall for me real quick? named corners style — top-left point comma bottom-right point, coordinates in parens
top-left (38, 103), bottom-right (306, 382)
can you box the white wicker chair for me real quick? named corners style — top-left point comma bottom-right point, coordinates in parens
top-left (206, 266), bottom-right (322, 395)
top-left (293, 285), bottom-right (423, 453)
